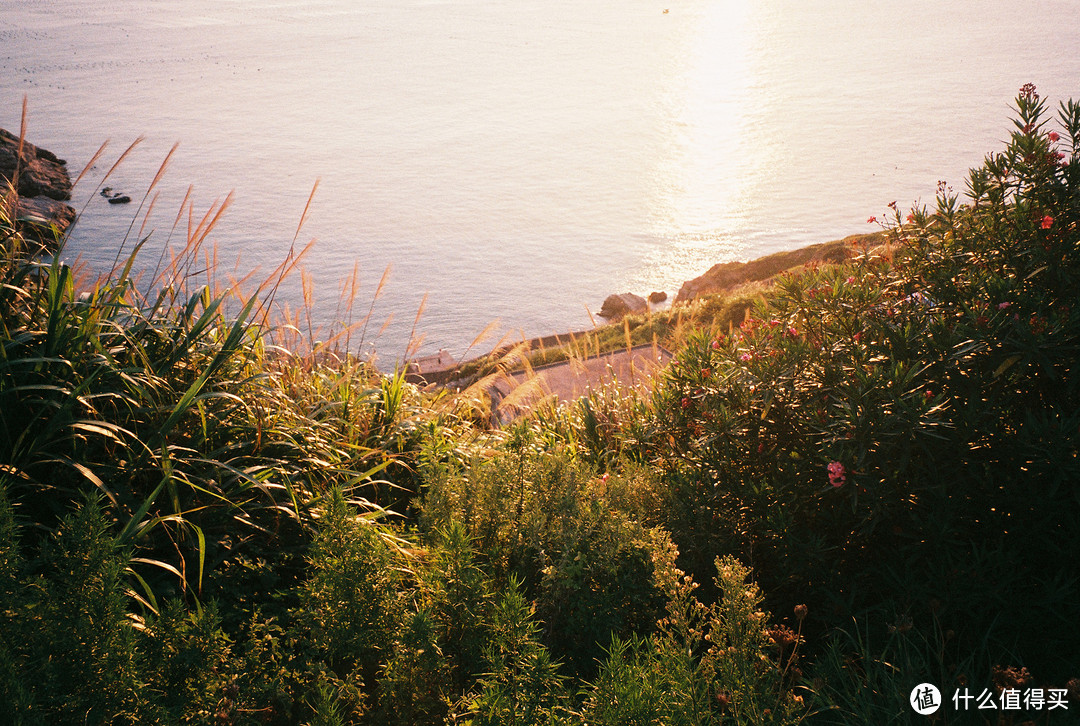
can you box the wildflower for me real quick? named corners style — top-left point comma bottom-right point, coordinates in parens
top-left (1049, 130), bottom-right (1060, 142)
top-left (906, 213), bottom-right (915, 223)
top-left (739, 352), bottom-right (753, 362)
top-left (846, 276), bottom-right (856, 284)
top-left (1042, 215), bottom-right (1054, 229)
top-left (701, 368), bottom-right (711, 378)
top-left (924, 389), bottom-right (933, 401)
top-left (600, 473), bottom-right (609, 483)
top-left (998, 301), bottom-right (1011, 310)
top-left (867, 215), bottom-right (877, 224)
top-left (794, 603), bottom-right (808, 622)
top-left (827, 461), bottom-right (846, 488)
top-left (711, 338), bottom-right (722, 350)
top-left (680, 396), bottom-right (691, 410)
top-left (787, 326), bottom-right (798, 338)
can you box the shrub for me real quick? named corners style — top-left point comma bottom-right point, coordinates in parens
top-left (584, 556), bottom-right (807, 726)
top-left (469, 577), bottom-right (571, 726)
top-left (294, 488), bottom-right (402, 690)
top-left (652, 86), bottom-right (1080, 678)
top-left (6, 496), bottom-right (143, 723)
top-left (420, 444), bottom-right (680, 677)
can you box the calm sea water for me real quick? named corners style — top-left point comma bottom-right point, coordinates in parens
top-left (4, 0), bottom-right (1080, 360)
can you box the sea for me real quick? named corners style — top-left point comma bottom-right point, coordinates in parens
top-left (3, 0), bottom-right (1080, 362)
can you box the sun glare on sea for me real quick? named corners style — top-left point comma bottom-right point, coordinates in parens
top-left (644, 0), bottom-right (758, 287)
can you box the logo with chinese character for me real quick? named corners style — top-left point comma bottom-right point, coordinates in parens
top-left (911, 683), bottom-right (942, 715)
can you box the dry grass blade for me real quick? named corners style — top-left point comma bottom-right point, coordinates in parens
top-left (294, 178), bottom-right (320, 242)
top-left (404, 292), bottom-right (429, 359)
top-left (460, 319), bottom-right (501, 361)
top-left (357, 264), bottom-right (392, 352)
top-left (15, 96), bottom-right (27, 183)
top-left (72, 139), bottom-right (110, 189)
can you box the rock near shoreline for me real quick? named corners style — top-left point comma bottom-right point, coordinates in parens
top-left (1, 128), bottom-right (77, 246)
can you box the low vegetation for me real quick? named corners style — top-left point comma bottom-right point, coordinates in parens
top-left (1, 86), bottom-right (1078, 724)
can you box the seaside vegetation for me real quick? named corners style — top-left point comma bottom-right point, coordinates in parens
top-left (1, 86), bottom-right (1078, 724)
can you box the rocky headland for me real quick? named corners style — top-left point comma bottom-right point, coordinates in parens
top-left (0, 128), bottom-right (77, 247)
top-left (671, 235), bottom-right (874, 304)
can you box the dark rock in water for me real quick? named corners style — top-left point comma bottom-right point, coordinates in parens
top-left (107, 194), bottom-right (132, 204)
top-left (599, 292), bottom-right (647, 320)
top-left (0, 127), bottom-right (72, 201)
top-left (0, 127), bottom-right (77, 250)
top-left (648, 291), bottom-right (667, 304)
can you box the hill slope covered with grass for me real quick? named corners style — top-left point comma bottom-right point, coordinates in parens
top-left (1, 86), bottom-right (1078, 724)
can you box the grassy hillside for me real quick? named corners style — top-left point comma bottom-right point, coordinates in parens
top-left (1, 86), bottom-right (1078, 724)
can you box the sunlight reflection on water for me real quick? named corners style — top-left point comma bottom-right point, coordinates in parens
top-left (3, 0), bottom-right (1080, 358)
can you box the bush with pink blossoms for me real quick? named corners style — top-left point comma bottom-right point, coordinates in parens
top-left (649, 86), bottom-right (1080, 694)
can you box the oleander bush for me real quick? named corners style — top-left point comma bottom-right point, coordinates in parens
top-left (650, 85), bottom-right (1080, 715)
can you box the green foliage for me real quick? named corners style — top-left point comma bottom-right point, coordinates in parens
top-left (584, 557), bottom-right (806, 726)
top-left (138, 599), bottom-right (234, 722)
top-left (295, 488), bottom-right (401, 688)
top-left (3, 87), bottom-right (1080, 722)
top-left (378, 522), bottom-right (494, 724)
top-left (420, 444), bottom-right (680, 678)
top-left (469, 577), bottom-right (571, 726)
top-left (652, 85), bottom-right (1080, 700)
top-left (2, 496), bottom-right (141, 723)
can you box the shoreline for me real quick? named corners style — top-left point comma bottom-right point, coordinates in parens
top-left (3, 126), bottom-right (884, 382)
top-left (407, 231), bottom-right (886, 387)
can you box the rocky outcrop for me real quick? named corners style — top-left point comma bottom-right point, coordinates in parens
top-left (1, 128), bottom-right (77, 245)
top-left (647, 291), bottom-right (667, 304)
top-left (672, 236), bottom-right (875, 304)
top-left (599, 292), bottom-right (647, 320)
top-left (14, 196), bottom-right (77, 241)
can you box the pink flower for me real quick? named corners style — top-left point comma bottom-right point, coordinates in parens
top-left (1041, 215), bottom-right (1054, 229)
top-left (827, 461), bottom-right (846, 488)
top-left (787, 326), bottom-right (798, 338)
top-left (847, 276), bottom-right (856, 285)
top-left (739, 352), bottom-right (753, 362)
top-left (1049, 131), bottom-right (1060, 142)
top-left (680, 397), bottom-right (691, 410)
top-left (867, 216), bottom-right (877, 224)
top-left (924, 389), bottom-right (934, 401)
top-left (711, 339), bottom-right (722, 350)
top-left (997, 302), bottom-right (1011, 310)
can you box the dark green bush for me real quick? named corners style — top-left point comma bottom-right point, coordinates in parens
top-left (652, 86), bottom-right (1080, 690)
top-left (420, 443), bottom-right (680, 677)
top-left (1, 495), bottom-right (142, 724)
